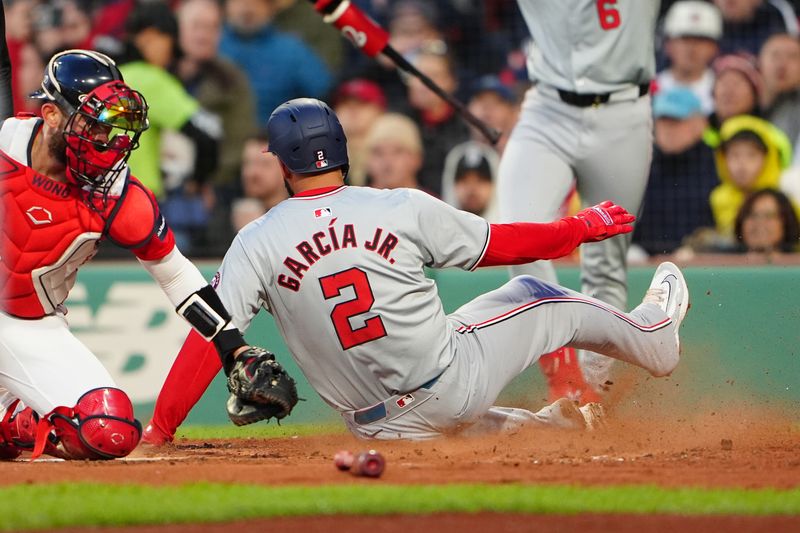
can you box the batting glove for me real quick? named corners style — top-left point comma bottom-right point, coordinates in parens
top-left (574, 200), bottom-right (636, 243)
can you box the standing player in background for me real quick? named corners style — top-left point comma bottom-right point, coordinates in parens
top-left (498, 1), bottom-right (660, 403)
top-left (0, 50), bottom-right (292, 460)
top-left (143, 98), bottom-right (689, 445)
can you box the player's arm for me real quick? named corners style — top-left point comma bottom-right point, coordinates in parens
top-left (477, 201), bottom-right (636, 267)
top-left (410, 191), bottom-right (634, 270)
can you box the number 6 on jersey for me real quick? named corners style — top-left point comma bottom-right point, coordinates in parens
top-left (319, 268), bottom-right (387, 350)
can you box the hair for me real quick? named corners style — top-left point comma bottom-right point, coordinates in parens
top-left (245, 128), bottom-right (270, 145)
top-left (734, 188), bottom-right (800, 252)
top-left (722, 130), bottom-right (768, 154)
top-left (365, 113), bottom-right (423, 155)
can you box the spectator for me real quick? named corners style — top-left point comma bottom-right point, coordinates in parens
top-left (364, 113), bottom-right (425, 191)
top-left (466, 75), bottom-right (519, 154)
top-left (121, 2), bottom-right (221, 253)
top-left (332, 79), bottom-right (387, 186)
top-left (708, 53), bottom-right (763, 132)
top-left (657, 1), bottom-right (722, 115)
top-left (272, 0), bottom-right (344, 72)
top-left (714, 0), bottom-right (799, 56)
top-left (240, 130), bottom-right (288, 211)
top-left (60, 0), bottom-right (92, 49)
top-left (341, 0), bottom-right (445, 113)
top-left (120, 2), bottom-right (221, 196)
top-left (176, 0), bottom-right (256, 189)
top-left (231, 130), bottom-right (289, 232)
top-left (759, 33), bottom-right (800, 145)
top-left (734, 188), bottom-right (800, 253)
top-left (635, 88), bottom-right (717, 255)
top-left (406, 41), bottom-right (470, 196)
top-left (220, 0), bottom-right (332, 123)
top-left (709, 115), bottom-right (792, 236)
top-left (441, 141), bottom-right (499, 220)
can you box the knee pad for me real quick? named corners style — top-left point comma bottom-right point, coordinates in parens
top-left (50, 388), bottom-right (142, 460)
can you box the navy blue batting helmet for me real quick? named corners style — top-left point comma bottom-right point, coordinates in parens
top-left (267, 98), bottom-right (349, 176)
top-left (31, 49), bottom-right (124, 114)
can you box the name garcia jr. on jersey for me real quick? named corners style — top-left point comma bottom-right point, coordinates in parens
top-left (278, 218), bottom-right (399, 292)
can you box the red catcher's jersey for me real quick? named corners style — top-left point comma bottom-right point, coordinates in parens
top-left (0, 117), bottom-right (176, 318)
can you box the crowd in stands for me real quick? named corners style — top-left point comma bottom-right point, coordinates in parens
top-left (5, 0), bottom-right (800, 260)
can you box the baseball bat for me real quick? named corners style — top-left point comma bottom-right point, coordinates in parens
top-left (310, 0), bottom-right (502, 145)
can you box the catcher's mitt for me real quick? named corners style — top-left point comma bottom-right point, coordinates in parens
top-left (225, 347), bottom-right (298, 422)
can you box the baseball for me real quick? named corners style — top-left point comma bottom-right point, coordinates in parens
top-left (352, 450), bottom-right (385, 478)
top-left (334, 449), bottom-right (354, 470)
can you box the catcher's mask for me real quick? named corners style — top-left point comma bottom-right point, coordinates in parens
top-left (62, 80), bottom-right (149, 199)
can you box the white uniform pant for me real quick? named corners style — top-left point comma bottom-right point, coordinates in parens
top-left (346, 276), bottom-right (676, 440)
top-left (0, 310), bottom-right (116, 417)
top-left (497, 85), bottom-right (653, 388)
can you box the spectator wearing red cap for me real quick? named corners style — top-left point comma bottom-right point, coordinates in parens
top-left (333, 79), bottom-right (387, 186)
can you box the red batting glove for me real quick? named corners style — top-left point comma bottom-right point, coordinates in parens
top-left (574, 200), bottom-right (636, 243)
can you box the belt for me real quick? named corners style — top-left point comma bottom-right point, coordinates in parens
top-left (351, 372), bottom-right (443, 426)
top-left (557, 83), bottom-right (650, 107)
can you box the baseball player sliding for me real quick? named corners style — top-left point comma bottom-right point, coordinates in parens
top-left (144, 98), bottom-right (689, 443)
top-left (499, 0), bottom-right (660, 403)
top-left (0, 50), bottom-right (294, 460)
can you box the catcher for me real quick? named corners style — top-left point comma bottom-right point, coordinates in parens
top-left (143, 98), bottom-right (688, 444)
top-left (0, 49), bottom-right (295, 460)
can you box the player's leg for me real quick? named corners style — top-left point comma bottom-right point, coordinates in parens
top-left (497, 88), bottom-right (597, 403)
top-left (446, 265), bottom-right (687, 425)
top-left (572, 96), bottom-right (654, 390)
top-left (0, 312), bottom-right (141, 459)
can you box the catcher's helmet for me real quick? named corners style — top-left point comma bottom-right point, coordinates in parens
top-left (31, 49), bottom-right (124, 114)
top-left (267, 98), bottom-right (349, 176)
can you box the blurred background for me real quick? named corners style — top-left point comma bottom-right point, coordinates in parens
top-left (8, 0), bottom-right (800, 263)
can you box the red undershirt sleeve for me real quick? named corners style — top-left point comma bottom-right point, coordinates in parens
top-left (477, 217), bottom-right (588, 267)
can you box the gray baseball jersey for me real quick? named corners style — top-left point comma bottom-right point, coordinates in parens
top-left (520, 0), bottom-right (659, 92)
top-left (214, 186), bottom-right (489, 411)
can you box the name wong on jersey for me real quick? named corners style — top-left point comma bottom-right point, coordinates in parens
top-left (278, 218), bottom-right (399, 292)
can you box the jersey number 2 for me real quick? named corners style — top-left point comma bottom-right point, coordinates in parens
top-left (596, 0), bottom-right (621, 30)
top-left (319, 268), bottom-right (387, 350)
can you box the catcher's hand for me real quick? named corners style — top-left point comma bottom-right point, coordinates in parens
top-left (225, 347), bottom-right (299, 422)
top-left (574, 200), bottom-right (636, 243)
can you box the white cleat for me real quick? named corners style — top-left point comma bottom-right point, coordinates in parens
top-left (643, 261), bottom-right (690, 351)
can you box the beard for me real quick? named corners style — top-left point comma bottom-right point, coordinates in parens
top-left (47, 129), bottom-right (68, 166)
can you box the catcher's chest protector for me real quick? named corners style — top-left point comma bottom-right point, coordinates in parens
top-left (0, 151), bottom-right (110, 318)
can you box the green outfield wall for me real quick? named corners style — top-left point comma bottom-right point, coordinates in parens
top-left (68, 263), bottom-right (800, 425)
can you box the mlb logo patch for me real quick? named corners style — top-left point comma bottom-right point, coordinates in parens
top-left (396, 394), bottom-right (415, 408)
top-left (315, 159), bottom-right (329, 169)
top-left (314, 207), bottom-right (332, 218)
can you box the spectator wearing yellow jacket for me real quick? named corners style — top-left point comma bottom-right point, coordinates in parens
top-left (707, 115), bottom-right (793, 237)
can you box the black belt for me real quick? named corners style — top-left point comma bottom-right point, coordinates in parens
top-left (557, 83), bottom-right (650, 107)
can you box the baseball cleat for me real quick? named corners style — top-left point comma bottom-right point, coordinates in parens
top-left (643, 261), bottom-right (690, 352)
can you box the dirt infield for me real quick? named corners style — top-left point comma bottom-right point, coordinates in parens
top-left (48, 513), bottom-right (800, 533)
top-left (2, 408), bottom-right (798, 489)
